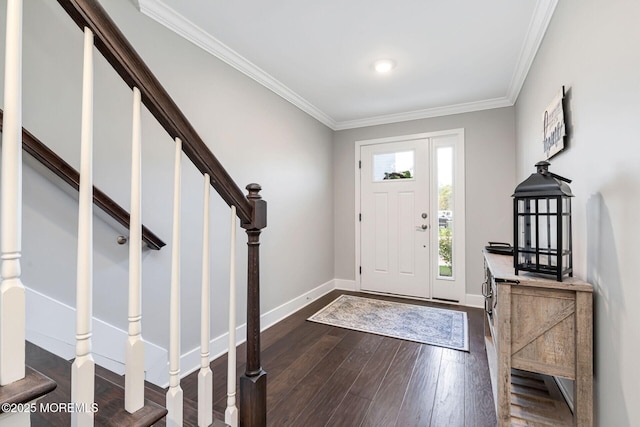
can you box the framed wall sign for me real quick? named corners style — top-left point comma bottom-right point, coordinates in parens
top-left (542, 86), bottom-right (566, 160)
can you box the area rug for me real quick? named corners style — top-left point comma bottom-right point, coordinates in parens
top-left (307, 294), bottom-right (468, 351)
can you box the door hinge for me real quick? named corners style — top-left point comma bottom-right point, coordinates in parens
top-left (359, 213), bottom-right (362, 222)
top-left (358, 160), bottom-right (361, 169)
top-left (359, 266), bottom-right (362, 275)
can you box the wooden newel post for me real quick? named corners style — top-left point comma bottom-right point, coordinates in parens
top-left (240, 183), bottom-right (267, 427)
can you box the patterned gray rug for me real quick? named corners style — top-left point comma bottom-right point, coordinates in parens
top-left (308, 295), bottom-right (468, 351)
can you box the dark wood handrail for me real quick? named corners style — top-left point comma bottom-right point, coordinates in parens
top-left (56, 0), bottom-right (254, 226)
top-left (0, 109), bottom-right (166, 250)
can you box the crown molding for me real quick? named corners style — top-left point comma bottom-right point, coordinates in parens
top-left (506, 0), bottom-right (559, 104)
top-left (333, 97), bottom-right (513, 131)
top-left (137, 0), bottom-right (556, 131)
top-left (137, 0), bottom-right (337, 129)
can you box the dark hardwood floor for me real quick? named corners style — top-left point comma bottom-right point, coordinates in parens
top-left (25, 290), bottom-right (496, 426)
top-left (181, 290), bottom-right (497, 427)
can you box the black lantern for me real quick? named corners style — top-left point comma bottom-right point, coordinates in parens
top-left (513, 161), bottom-right (573, 281)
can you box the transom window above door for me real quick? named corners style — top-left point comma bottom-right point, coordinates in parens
top-left (372, 150), bottom-right (415, 181)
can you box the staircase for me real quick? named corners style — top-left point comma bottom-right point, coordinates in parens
top-left (0, 0), bottom-right (267, 425)
top-left (25, 342), bottom-right (231, 426)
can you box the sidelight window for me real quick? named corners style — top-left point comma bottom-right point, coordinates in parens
top-left (437, 146), bottom-right (454, 278)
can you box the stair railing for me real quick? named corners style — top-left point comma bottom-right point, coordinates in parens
top-left (0, 0), bottom-right (267, 426)
top-left (0, 108), bottom-right (166, 251)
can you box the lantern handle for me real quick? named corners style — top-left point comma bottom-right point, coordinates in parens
top-left (536, 161), bottom-right (572, 184)
top-left (547, 171), bottom-right (572, 184)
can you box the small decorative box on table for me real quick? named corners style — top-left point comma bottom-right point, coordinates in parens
top-left (482, 250), bottom-right (593, 426)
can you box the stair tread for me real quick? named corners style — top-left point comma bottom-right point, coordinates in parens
top-left (95, 364), bottom-right (211, 426)
top-left (24, 342), bottom-right (166, 426)
top-left (25, 342), bottom-right (231, 426)
top-left (0, 366), bottom-right (57, 408)
top-left (93, 394), bottom-right (167, 427)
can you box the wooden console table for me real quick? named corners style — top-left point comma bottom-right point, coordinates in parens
top-left (482, 250), bottom-right (593, 426)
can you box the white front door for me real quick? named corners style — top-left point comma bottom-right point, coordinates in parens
top-left (360, 139), bottom-right (430, 298)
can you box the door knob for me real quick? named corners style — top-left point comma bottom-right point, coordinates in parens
top-left (421, 224), bottom-right (428, 230)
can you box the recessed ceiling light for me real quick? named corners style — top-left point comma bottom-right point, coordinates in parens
top-left (373, 59), bottom-right (396, 74)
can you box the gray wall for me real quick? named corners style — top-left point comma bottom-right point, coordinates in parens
top-left (1, 0), bottom-right (334, 360)
top-left (514, 0), bottom-right (640, 424)
top-left (333, 107), bottom-right (516, 296)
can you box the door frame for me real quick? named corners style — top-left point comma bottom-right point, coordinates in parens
top-left (354, 129), bottom-right (466, 303)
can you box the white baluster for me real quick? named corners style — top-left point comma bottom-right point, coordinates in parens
top-left (125, 87), bottom-right (144, 413)
top-left (225, 205), bottom-right (238, 427)
top-left (198, 174), bottom-right (212, 427)
top-left (166, 137), bottom-right (183, 427)
top-left (71, 27), bottom-right (95, 427)
top-left (0, 0), bottom-right (24, 387)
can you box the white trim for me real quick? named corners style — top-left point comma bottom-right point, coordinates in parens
top-left (355, 130), bottom-right (466, 302)
top-left (334, 279), bottom-right (357, 291)
top-left (506, 0), bottom-right (559, 103)
top-left (334, 98), bottom-right (512, 131)
top-left (24, 286), bottom-right (169, 386)
top-left (260, 279), bottom-right (336, 331)
top-left (137, 0), bottom-right (335, 129)
top-left (355, 129), bottom-right (466, 146)
top-left (465, 294), bottom-right (485, 309)
top-left (354, 142), bottom-right (362, 293)
top-left (136, 0), bottom-right (557, 131)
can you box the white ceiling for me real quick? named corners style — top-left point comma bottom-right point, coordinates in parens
top-left (136, 0), bottom-right (558, 130)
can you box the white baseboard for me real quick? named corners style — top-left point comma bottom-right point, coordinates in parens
top-left (176, 279), bottom-right (336, 387)
top-left (25, 286), bottom-right (169, 386)
top-left (465, 293), bottom-right (484, 309)
top-left (334, 279), bottom-right (357, 291)
top-left (25, 279), bottom-right (336, 388)
top-left (261, 279), bottom-right (336, 331)
top-left (30, 278), bottom-right (447, 388)
top-left (25, 282), bottom-right (494, 388)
